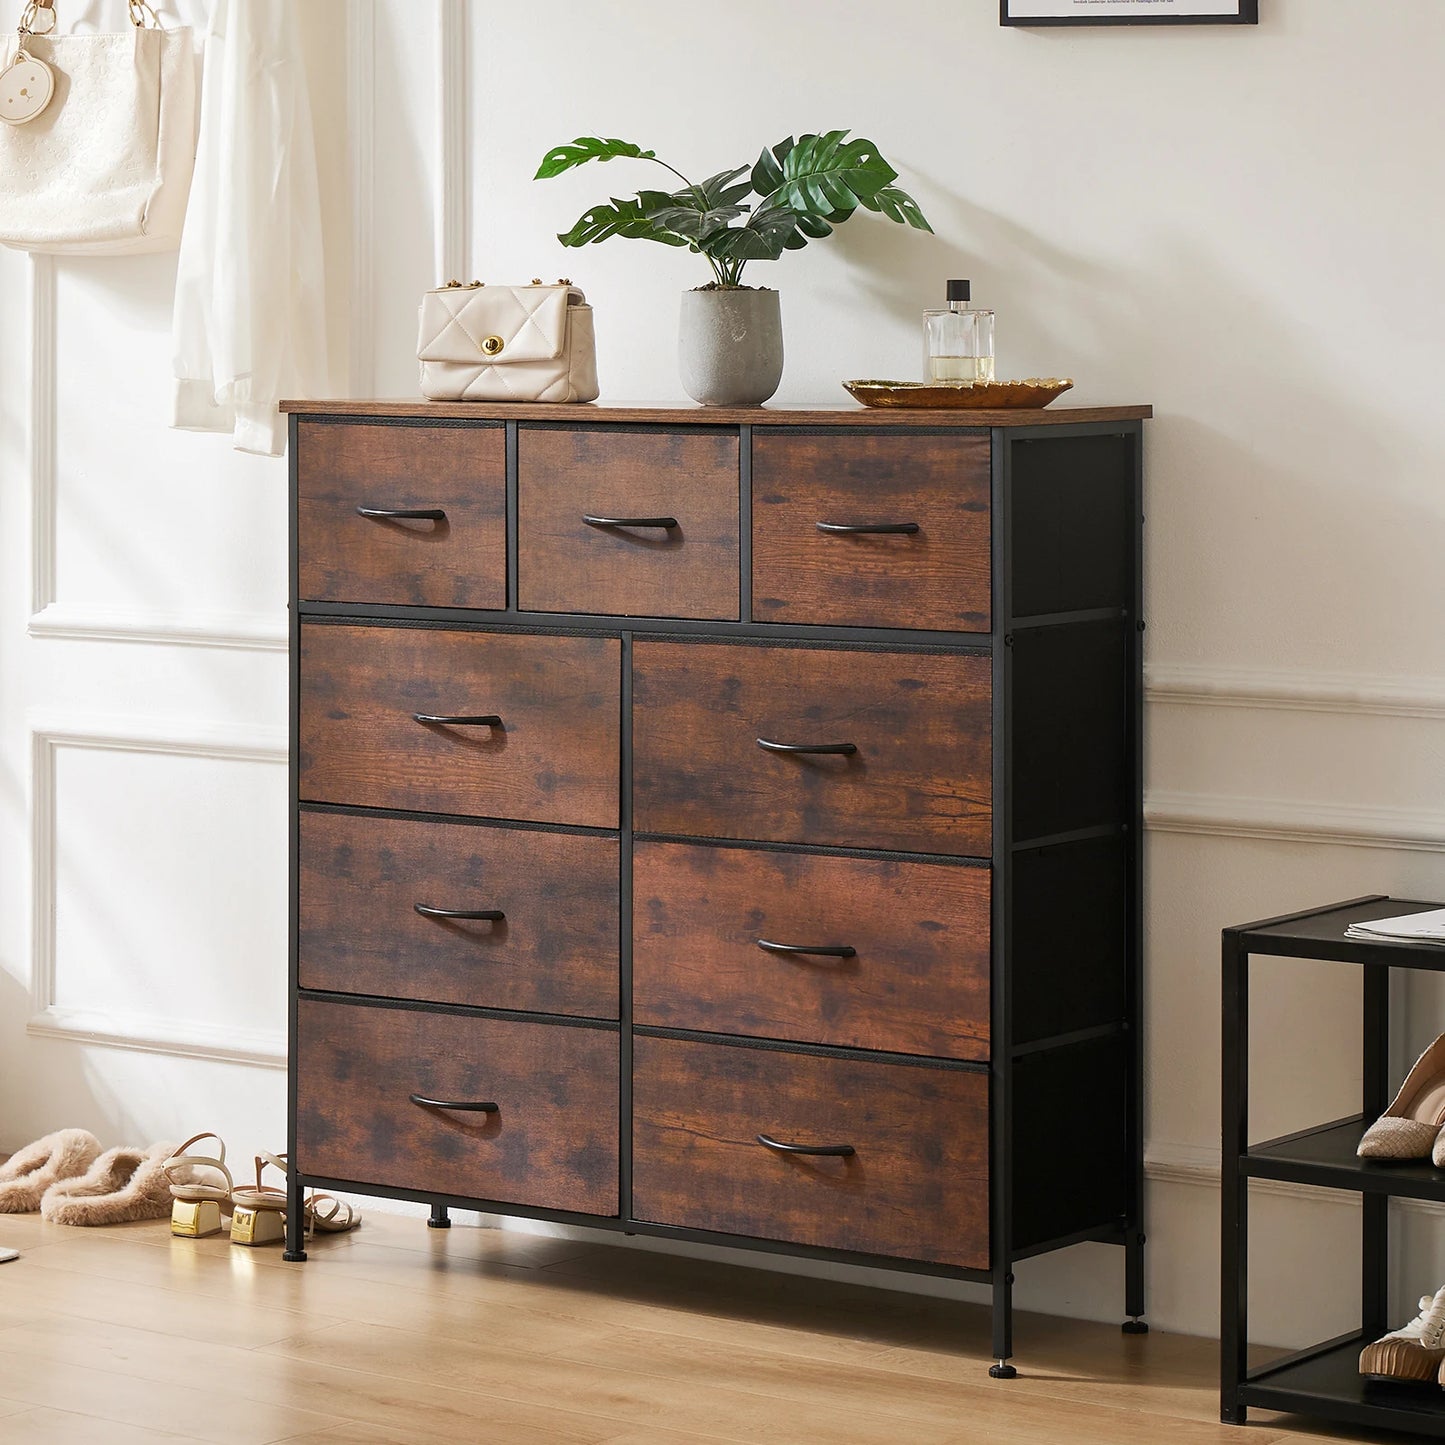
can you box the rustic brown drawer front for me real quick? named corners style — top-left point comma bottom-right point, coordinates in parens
top-left (632, 641), bottom-right (991, 856)
top-left (296, 421), bottom-right (506, 609)
top-left (633, 843), bottom-right (989, 1060)
top-left (632, 1035), bottom-right (987, 1267)
top-left (299, 811), bottom-right (619, 1018)
top-left (297, 1001), bottom-right (618, 1215)
top-left (518, 428), bottom-right (740, 620)
top-left (752, 431), bottom-right (991, 631)
top-left (300, 625), bottom-right (621, 827)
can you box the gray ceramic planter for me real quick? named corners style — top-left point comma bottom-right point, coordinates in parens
top-left (678, 287), bottom-right (784, 406)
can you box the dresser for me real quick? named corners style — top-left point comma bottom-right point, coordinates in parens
top-left (282, 398), bottom-right (1150, 1374)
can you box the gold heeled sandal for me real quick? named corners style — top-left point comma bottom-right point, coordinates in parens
top-left (230, 1151), bottom-right (289, 1247)
top-left (161, 1132), bottom-right (234, 1238)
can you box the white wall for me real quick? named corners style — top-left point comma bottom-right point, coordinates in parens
top-left (3, 0), bottom-right (1443, 1352)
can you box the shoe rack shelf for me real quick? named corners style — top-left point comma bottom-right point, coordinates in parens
top-left (1222, 894), bottom-right (1445, 1437)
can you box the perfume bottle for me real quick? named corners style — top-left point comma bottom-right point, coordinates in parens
top-left (923, 280), bottom-right (995, 384)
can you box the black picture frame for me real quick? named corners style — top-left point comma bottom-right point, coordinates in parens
top-left (1001, 0), bottom-right (1257, 24)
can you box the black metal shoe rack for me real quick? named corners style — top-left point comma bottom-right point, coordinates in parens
top-left (1222, 894), bottom-right (1445, 1436)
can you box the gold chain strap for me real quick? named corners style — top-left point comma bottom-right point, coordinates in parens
top-left (19, 0), bottom-right (158, 33)
top-left (17, 0), bottom-right (53, 36)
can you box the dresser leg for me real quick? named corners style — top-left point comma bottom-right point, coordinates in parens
top-left (282, 1176), bottom-right (308, 1262)
top-left (1122, 1229), bottom-right (1148, 1332)
top-left (428, 1204), bottom-right (451, 1230)
top-left (989, 1271), bottom-right (1017, 1377)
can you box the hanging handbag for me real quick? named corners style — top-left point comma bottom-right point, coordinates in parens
top-left (417, 280), bottom-right (600, 403)
top-left (0, 0), bottom-right (198, 255)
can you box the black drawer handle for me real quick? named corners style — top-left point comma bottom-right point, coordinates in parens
top-left (815, 521), bottom-right (919, 536)
top-left (582, 514), bottom-right (679, 530)
top-left (414, 904), bottom-right (506, 922)
top-left (756, 939), bottom-right (857, 960)
top-left (409, 1094), bottom-right (500, 1114)
top-left (356, 506), bottom-right (447, 522)
top-left (756, 1133), bottom-right (856, 1158)
top-left (756, 737), bottom-right (858, 757)
top-left (413, 713), bottom-right (502, 728)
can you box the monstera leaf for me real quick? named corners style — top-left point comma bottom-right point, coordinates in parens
top-left (535, 136), bottom-right (658, 180)
top-left (758, 130), bottom-right (895, 216)
top-left (862, 185), bottom-right (933, 232)
top-left (557, 196), bottom-right (689, 248)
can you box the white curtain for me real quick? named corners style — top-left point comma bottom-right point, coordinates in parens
top-left (171, 0), bottom-right (327, 456)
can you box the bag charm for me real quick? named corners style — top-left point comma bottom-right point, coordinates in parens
top-left (1, 2), bottom-right (56, 126)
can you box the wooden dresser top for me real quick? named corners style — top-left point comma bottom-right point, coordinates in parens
top-left (281, 399), bottom-right (1152, 427)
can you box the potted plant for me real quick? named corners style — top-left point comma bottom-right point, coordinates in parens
top-left (536, 130), bottom-right (932, 406)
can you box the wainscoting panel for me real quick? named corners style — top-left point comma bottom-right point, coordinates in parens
top-left (29, 718), bottom-right (288, 1066)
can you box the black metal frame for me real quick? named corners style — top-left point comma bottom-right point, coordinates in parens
top-left (1001, 0), bottom-right (1257, 25)
top-left (1221, 895), bottom-right (1445, 1436)
top-left (285, 411), bottom-right (1148, 1370)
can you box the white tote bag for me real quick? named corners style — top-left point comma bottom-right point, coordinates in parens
top-left (0, 0), bottom-right (197, 254)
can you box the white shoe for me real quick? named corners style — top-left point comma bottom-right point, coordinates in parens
top-left (1359, 1286), bottom-right (1445, 1383)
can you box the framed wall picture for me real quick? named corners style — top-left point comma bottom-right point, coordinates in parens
top-left (1002, 1), bottom-right (1257, 24)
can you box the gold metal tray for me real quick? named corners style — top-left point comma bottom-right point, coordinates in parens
top-left (843, 378), bottom-right (1074, 409)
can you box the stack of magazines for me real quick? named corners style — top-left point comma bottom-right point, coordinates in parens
top-left (1345, 908), bottom-right (1445, 946)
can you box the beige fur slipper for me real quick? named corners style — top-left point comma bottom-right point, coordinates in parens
top-left (40, 1142), bottom-right (176, 1226)
top-left (0, 1129), bottom-right (101, 1213)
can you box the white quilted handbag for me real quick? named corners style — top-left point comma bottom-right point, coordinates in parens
top-left (0, 0), bottom-right (197, 255)
top-left (417, 280), bottom-right (599, 403)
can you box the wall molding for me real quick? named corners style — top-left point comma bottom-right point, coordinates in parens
top-left (437, 0), bottom-right (468, 283)
top-left (25, 256), bottom-right (284, 653)
top-left (1145, 791), bottom-right (1445, 853)
top-left (28, 604), bottom-right (286, 651)
top-left (347, 0), bottom-right (377, 395)
top-left (28, 255), bottom-right (56, 619)
top-left (28, 714), bottom-right (289, 1069)
top-left (1147, 664), bottom-right (1445, 720)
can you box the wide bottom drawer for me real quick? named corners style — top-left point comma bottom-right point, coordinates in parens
top-left (631, 1035), bottom-right (988, 1268)
top-left (296, 1001), bottom-right (619, 1216)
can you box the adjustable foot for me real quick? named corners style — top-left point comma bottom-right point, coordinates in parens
top-left (282, 1248), bottom-right (308, 1262)
top-left (427, 1204), bottom-right (451, 1229)
top-left (1122, 1318), bottom-right (1149, 1335)
top-left (989, 1360), bottom-right (1018, 1380)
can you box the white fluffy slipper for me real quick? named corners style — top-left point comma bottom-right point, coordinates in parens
top-left (40, 1142), bottom-right (176, 1226)
top-left (0, 1129), bottom-right (102, 1213)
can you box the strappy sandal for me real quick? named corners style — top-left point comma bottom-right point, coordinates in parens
top-left (305, 1190), bottom-right (361, 1235)
top-left (161, 1132), bottom-right (235, 1238)
top-left (230, 1151), bottom-right (289, 1247)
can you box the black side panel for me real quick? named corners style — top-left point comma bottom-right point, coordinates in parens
top-left (1012, 1033), bottom-right (1128, 1249)
top-left (1011, 619), bottom-right (1128, 842)
top-left (1010, 434), bottom-right (1133, 618)
top-left (1011, 836), bottom-right (1128, 1045)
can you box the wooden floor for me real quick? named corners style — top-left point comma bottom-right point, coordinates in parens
top-left (0, 1208), bottom-right (1399, 1444)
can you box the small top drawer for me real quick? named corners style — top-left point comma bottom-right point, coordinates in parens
top-left (751, 431), bottom-right (991, 631)
top-left (519, 427), bottom-right (740, 620)
top-left (296, 421), bottom-right (506, 609)
top-left (300, 623), bottom-right (621, 827)
top-left (632, 640), bottom-right (992, 857)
